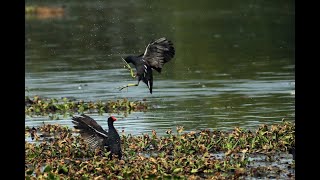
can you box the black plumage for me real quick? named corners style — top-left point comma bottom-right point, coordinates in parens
top-left (72, 114), bottom-right (122, 159)
top-left (289, 146), bottom-right (295, 160)
top-left (120, 37), bottom-right (175, 94)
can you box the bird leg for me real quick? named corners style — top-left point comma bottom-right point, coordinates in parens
top-left (117, 83), bottom-right (139, 91)
top-left (121, 57), bottom-right (136, 78)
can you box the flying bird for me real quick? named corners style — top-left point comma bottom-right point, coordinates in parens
top-left (118, 37), bottom-right (175, 94)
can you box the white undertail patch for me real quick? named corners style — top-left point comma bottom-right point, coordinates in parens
top-left (144, 65), bottom-right (148, 74)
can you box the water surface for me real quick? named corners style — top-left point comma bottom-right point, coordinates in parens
top-left (25, 0), bottom-right (295, 136)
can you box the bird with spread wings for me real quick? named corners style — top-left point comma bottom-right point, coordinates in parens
top-left (119, 37), bottom-right (175, 94)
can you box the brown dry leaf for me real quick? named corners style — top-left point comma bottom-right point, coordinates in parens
top-left (241, 148), bottom-right (248, 154)
top-left (149, 157), bottom-right (157, 164)
top-left (225, 150), bottom-right (232, 156)
top-left (235, 168), bottom-right (246, 175)
top-left (94, 175), bottom-right (105, 180)
top-left (119, 160), bottom-right (125, 165)
top-left (188, 175), bottom-right (201, 180)
top-left (152, 129), bottom-right (157, 137)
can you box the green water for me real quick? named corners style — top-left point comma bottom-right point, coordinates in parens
top-left (25, 0), bottom-right (295, 135)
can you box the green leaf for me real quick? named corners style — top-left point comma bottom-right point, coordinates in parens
top-left (173, 168), bottom-right (182, 173)
top-left (48, 172), bottom-right (56, 180)
top-left (58, 165), bottom-right (68, 174)
top-left (204, 169), bottom-right (213, 173)
top-left (191, 169), bottom-right (198, 173)
top-left (79, 106), bottom-right (84, 112)
top-left (43, 165), bottom-right (52, 172)
top-left (26, 169), bottom-right (33, 175)
top-left (81, 175), bottom-right (89, 180)
top-left (104, 151), bottom-right (111, 157)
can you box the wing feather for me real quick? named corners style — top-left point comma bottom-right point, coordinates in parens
top-left (142, 37), bottom-right (175, 73)
top-left (72, 114), bottom-right (108, 149)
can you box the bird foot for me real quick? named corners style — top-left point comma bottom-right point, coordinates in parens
top-left (116, 83), bottom-right (139, 92)
top-left (117, 85), bottom-right (128, 91)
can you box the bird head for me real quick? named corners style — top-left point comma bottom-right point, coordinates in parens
top-left (122, 56), bottom-right (133, 63)
top-left (110, 116), bottom-right (117, 121)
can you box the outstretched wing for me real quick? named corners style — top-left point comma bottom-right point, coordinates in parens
top-left (72, 114), bottom-right (108, 149)
top-left (142, 37), bottom-right (175, 73)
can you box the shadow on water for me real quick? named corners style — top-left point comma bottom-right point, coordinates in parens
top-left (26, 0), bottom-right (295, 136)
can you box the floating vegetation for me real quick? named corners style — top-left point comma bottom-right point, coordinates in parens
top-left (25, 96), bottom-right (148, 118)
top-left (25, 5), bottom-right (65, 19)
top-left (25, 120), bottom-right (295, 179)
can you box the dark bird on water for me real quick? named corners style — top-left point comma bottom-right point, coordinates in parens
top-left (72, 114), bottom-right (122, 159)
top-left (119, 37), bottom-right (175, 94)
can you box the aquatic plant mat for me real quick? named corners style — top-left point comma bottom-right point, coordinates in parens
top-left (25, 120), bottom-right (295, 179)
top-left (25, 96), bottom-right (148, 118)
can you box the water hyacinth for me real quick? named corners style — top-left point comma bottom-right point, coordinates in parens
top-left (25, 96), bottom-right (148, 118)
top-left (25, 120), bottom-right (295, 179)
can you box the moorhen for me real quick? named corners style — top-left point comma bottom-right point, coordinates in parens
top-left (118, 37), bottom-right (175, 94)
top-left (72, 114), bottom-right (122, 159)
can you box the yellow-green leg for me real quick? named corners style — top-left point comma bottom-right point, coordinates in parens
top-left (121, 57), bottom-right (136, 78)
top-left (117, 83), bottom-right (139, 91)
top-left (118, 57), bottom-right (139, 91)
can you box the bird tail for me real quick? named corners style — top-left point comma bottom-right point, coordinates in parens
top-left (148, 80), bottom-right (153, 94)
